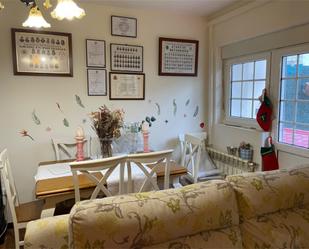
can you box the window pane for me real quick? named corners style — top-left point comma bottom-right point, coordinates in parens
top-left (298, 53), bottom-right (309, 77)
top-left (254, 60), bottom-right (266, 79)
top-left (280, 101), bottom-right (295, 122)
top-left (279, 122), bottom-right (294, 145)
top-left (254, 81), bottom-right (265, 99)
top-left (281, 79), bottom-right (296, 100)
top-left (232, 64), bottom-right (242, 81)
top-left (296, 102), bottom-right (309, 124)
top-left (243, 62), bottom-right (254, 80)
top-left (241, 100), bottom-right (252, 118)
top-left (231, 99), bottom-right (241, 117)
top-left (297, 79), bottom-right (309, 100)
top-left (282, 55), bottom-right (297, 78)
top-left (253, 100), bottom-right (261, 117)
top-left (294, 124), bottom-right (309, 148)
top-left (242, 81), bottom-right (253, 98)
top-left (231, 82), bottom-right (241, 98)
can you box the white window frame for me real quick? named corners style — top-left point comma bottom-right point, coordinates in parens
top-left (223, 52), bottom-right (271, 129)
top-left (271, 43), bottom-right (309, 158)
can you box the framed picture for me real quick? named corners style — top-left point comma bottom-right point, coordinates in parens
top-left (11, 28), bottom-right (73, 77)
top-left (86, 39), bottom-right (106, 68)
top-left (110, 43), bottom-right (143, 72)
top-left (111, 15), bottom-right (137, 38)
top-left (87, 69), bottom-right (107, 96)
top-left (109, 72), bottom-right (145, 100)
top-left (159, 37), bottom-right (199, 76)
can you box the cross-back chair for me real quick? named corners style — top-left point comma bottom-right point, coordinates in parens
top-left (52, 136), bottom-right (91, 161)
top-left (126, 149), bottom-right (173, 193)
top-left (0, 149), bottom-right (46, 249)
top-left (181, 133), bottom-right (205, 183)
top-left (181, 132), bottom-right (220, 183)
top-left (69, 155), bottom-right (127, 203)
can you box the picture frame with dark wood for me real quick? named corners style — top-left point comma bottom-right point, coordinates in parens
top-left (111, 15), bottom-right (137, 38)
top-left (110, 43), bottom-right (143, 72)
top-left (11, 28), bottom-right (73, 77)
top-left (109, 72), bottom-right (145, 100)
top-left (159, 37), bottom-right (199, 77)
top-left (86, 39), bottom-right (106, 68)
top-left (87, 69), bottom-right (107, 96)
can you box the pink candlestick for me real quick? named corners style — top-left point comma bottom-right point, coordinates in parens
top-left (75, 137), bottom-right (85, 161)
top-left (143, 131), bottom-right (150, 153)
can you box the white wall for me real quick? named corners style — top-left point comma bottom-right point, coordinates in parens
top-left (209, 0), bottom-right (309, 169)
top-left (0, 2), bottom-right (208, 202)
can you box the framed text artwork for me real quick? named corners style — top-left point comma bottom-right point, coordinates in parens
top-left (159, 37), bottom-right (199, 76)
top-left (86, 39), bottom-right (106, 68)
top-left (11, 28), bottom-right (73, 76)
top-left (109, 72), bottom-right (145, 100)
top-left (111, 15), bottom-right (137, 38)
top-left (87, 69), bottom-right (107, 96)
top-left (110, 43), bottom-right (143, 72)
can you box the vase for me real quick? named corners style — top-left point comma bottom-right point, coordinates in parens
top-left (100, 138), bottom-right (113, 158)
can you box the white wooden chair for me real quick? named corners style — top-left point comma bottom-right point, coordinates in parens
top-left (181, 132), bottom-right (220, 183)
top-left (69, 155), bottom-right (127, 203)
top-left (126, 150), bottom-right (173, 192)
top-left (0, 149), bottom-right (47, 249)
top-left (52, 136), bottom-right (91, 160)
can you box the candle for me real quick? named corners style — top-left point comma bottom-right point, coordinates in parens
top-left (141, 122), bottom-right (150, 152)
top-left (75, 126), bottom-right (85, 138)
top-left (141, 122), bottom-right (149, 133)
top-left (75, 126), bottom-right (85, 161)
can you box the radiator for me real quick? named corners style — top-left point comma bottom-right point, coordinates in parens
top-left (206, 146), bottom-right (257, 176)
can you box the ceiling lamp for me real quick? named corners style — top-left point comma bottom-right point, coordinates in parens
top-left (51, 0), bottom-right (85, 21)
top-left (0, 2), bottom-right (4, 10)
top-left (22, 5), bottom-right (51, 28)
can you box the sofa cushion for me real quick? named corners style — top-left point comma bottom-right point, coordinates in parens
top-left (24, 214), bottom-right (69, 249)
top-left (226, 166), bottom-right (309, 220)
top-left (145, 225), bottom-right (242, 249)
top-left (241, 205), bottom-right (309, 249)
top-left (69, 180), bottom-right (240, 249)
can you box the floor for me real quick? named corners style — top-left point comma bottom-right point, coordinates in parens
top-left (0, 229), bottom-right (15, 249)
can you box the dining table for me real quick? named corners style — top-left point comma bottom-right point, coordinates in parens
top-left (35, 158), bottom-right (187, 209)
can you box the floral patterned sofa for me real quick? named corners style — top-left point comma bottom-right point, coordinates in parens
top-left (24, 166), bottom-right (309, 249)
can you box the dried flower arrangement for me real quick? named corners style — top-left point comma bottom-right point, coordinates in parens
top-left (90, 105), bottom-right (124, 157)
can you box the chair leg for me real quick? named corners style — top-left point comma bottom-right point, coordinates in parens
top-left (14, 226), bottom-right (20, 249)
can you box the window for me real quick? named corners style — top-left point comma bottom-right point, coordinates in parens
top-left (278, 53), bottom-right (309, 149)
top-left (225, 53), bottom-right (269, 126)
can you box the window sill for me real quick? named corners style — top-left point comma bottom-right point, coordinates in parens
top-left (276, 142), bottom-right (309, 159)
top-left (218, 123), bottom-right (268, 134)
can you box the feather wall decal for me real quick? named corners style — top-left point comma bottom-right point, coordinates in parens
top-left (32, 110), bottom-right (41, 125)
top-left (75, 95), bottom-right (85, 108)
top-left (63, 118), bottom-right (69, 127)
top-left (173, 99), bottom-right (177, 116)
top-left (185, 99), bottom-right (190, 106)
top-left (155, 103), bottom-right (161, 116)
top-left (56, 102), bottom-right (64, 114)
top-left (193, 106), bottom-right (199, 117)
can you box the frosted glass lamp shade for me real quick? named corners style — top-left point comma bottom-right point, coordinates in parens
top-left (22, 6), bottom-right (51, 28)
top-left (51, 0), bottom-right (85, 21)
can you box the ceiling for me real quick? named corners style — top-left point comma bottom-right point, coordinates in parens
top-left (79, 0), bottom-right (241, 17)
